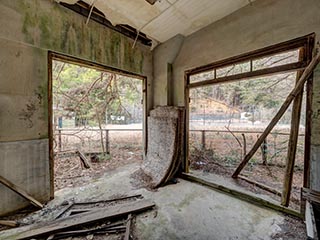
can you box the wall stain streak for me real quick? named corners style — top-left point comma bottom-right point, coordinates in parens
top-left (19, 101), bottom-right (36, 128)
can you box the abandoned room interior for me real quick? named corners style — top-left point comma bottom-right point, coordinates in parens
top-left (1, 0), bottom-right (320, 239)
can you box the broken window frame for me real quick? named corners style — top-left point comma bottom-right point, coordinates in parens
top-left (48, 51), bottom-right (148, 198)
top-left (183, 33), bottom-right (315, 214)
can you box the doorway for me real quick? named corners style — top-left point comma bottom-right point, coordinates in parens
top-left (48, 53), bottom-right (146, 194)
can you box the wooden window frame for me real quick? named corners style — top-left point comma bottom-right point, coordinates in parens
top-left (183, 34), bottom-right (315, 215)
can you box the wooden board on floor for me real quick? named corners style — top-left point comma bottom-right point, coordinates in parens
top-left (0, 175), bottom-right (43, 209)
top-left (181, 173), bottom-right (302, 218)
top-left (14, 199), bottom-right (155, 240)
top-left (0, 220), bottom-right (18, 227)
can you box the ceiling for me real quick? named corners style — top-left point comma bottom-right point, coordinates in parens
top-left (58, 0), bottom-right (253, 44)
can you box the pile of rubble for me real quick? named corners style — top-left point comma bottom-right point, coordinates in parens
top-left (1, 195), bottom-right (154, 240)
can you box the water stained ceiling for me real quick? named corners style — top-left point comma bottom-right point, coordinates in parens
top-left (58, 0), bottom-right (253, 44)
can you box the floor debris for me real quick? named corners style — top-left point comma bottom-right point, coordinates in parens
top-left (0, 220), bottom-right (18, 228)
top-left (77, 150), bottom-right (91, 169)
top-left (7, 195), bottom-right (154, 240)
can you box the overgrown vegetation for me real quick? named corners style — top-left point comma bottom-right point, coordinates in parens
top-left (52, 60), bottom-right (143, 155)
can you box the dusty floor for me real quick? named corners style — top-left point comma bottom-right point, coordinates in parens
top-left (0, 163), bottom-right (306, 240)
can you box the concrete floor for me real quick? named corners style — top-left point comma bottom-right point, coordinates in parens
top-left (0, 163), bottom-right (301, 240)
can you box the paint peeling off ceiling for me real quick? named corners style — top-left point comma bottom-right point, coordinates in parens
top-left (57, 0), bottom-right (254, 43)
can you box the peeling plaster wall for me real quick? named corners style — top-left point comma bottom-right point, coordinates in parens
top-left (0, 0), bottom-right (152, 215)
top-left (153, 0), bottom-right (320, 189)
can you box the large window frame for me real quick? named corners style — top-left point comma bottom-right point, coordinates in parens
top-left (183, 33), bottom-right (315, 215)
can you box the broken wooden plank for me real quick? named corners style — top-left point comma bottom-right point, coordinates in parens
top-left (14, 199), bottom-right (155, 239)
top-left (232, 50), bottom-right (320, 178)
top-left (182, 173), bottom-right (302, 218)
top-left (55, 195), bottom-right (143, 219)
top-left (281, 60), bottom-right (304, 207)
top-left (76, 150), bottom-right (91, 168)
top-left (53, 226), bottom-right (126, 239)
top-left (47, 220), bottom-right (126, 239)
top-left (302, 188), bottom-right (320, 204)
top-left (0, 175), bottom-right (43, 209)
top-left (54, 204), bottom-right (74, 219)
top-left (69, 209), bottom-right (92, 215)
top-left (124, 214), bottom-right (132, 240)
top-left (0, 220), bottom-right (18, 227)
top-left (238, 175), bottom-right (282, 197)
top-left (73, 194), bottom-right (143, 205)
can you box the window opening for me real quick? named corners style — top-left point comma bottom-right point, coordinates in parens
top-left (185, 34), bottom-right (314, 212)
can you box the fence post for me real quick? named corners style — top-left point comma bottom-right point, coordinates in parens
top-left (58, 129), bottom-right (62, 152)
top-left (201, 130), bottom-right (206, 150)
top-left (105, 130), bottom-right (110, 154)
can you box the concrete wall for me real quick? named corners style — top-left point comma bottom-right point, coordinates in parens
top-left (153, 34), bottom-right (184, 106)
top-left (0, 0), bottom-right (152, 215)
top-left (153, 0), bottom-right (320, 188)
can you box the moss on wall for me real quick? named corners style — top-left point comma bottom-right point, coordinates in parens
top-left (14, 0), bottom-right (146, 74)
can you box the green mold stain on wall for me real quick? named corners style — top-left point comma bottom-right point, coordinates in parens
top-left (19, 0), bottom-right (148, 74)
top-left (22, 11), bottom-right (36, 44)
top-left (109, 33), bottom-right (121, 67)
top-left (39, 15), bottom-right (52, 48)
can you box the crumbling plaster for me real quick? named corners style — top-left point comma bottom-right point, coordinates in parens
top-left (153, 0), bottom-right (320, 189)
top-left (0, 0), bottom-right (152, 215)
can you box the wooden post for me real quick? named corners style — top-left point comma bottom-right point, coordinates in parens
top-left (281, 55), bottom-right (304, 206)
top-left (241, 133), bottom-right (247, 157)
top-left (232, 51), bottom-right (320, 178)
top-left (105, 130), bottom-right (110, 154)
top-left (201, 130), bottom-right (206, 150)
top-left (261, 138), bottom-right (268, 165)
top-left (58, 129), bottom-right (62, 152)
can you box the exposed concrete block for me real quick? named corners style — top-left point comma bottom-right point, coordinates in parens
top-left (0, 139), bottom-right (50, 216)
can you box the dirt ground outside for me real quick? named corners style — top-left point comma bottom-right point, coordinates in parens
top-left (54, 126), bottom-right (143, 190)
